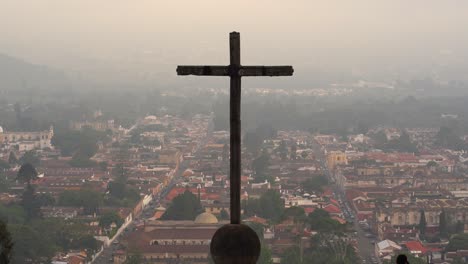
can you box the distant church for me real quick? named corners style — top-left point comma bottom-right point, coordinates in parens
top-left (0, 126), bottom-right (54, 151)
top-left (115, 212), bottom-right (224, 263)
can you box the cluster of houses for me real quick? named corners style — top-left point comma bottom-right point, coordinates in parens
top-left (322, 128), bottom-right (468, 263)
top-left (2, 111), bottom-right (468, 264)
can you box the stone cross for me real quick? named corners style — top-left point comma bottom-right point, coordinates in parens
top-left (177, 32), bottom-right (293, 224)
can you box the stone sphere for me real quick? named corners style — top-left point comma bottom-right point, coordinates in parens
top-left (210, 224), bottom-right (261, 264)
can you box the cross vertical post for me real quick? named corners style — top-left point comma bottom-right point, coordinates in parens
top-left (229, 32), bottom-right (241, 224)
top-left (177, 32), bottom-right (293, 228)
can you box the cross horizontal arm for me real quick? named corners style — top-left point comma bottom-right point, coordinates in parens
top-left (177, 66), bottom-right (229, 76)
top-left (239, 66), bottom-right (294, 77)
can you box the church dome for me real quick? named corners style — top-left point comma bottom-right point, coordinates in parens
top-left (195, 212), bottom-right (218, 224)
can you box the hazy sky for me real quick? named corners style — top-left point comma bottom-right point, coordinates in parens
top-left (1, 0), bottom-right (468, 86)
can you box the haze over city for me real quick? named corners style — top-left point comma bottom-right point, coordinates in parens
top-left (1, 0), bottom-right (468, 87)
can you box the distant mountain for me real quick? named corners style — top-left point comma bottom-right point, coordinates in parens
top-left (0, 53), bottom-right (71, 94)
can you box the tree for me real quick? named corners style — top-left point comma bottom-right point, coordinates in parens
top-left (277, 140), bottom-right (288, 160)
top-left (446, 234), bottom-right (468, 251)
top-left (19, 151), bottom-right (40, 166)
top-left (125, 252), bottom-right (143, 264)
top-left (0, 219), bottom-right (13, 264)
top-left (243, 191), bottom-right (284, 223)
top-left (219, 209), bottom-right (229, 220)
top-left (439, 209), bottom-right (447, 238)
top-left (161, 190), bottom-right (203, 220)
top-left (258, 190), bottom-right (284, 222)
top-left (387, 252), bottom-right (426, 264)
top-left (372, 130), bottom-right (388, 146)
top-left (308, 209), bottom-right (345, 234)
top-left (281, 246), bottom-right (301, 264)
top-left (0, 160), bottom-right (10, 171)
top-left (252, 153), bottom-right (269, 177)
top-left (304, 238), bottom-right (358, 264)
top-left (290, 144), bottom-right (297, 160)
top-left (302, 175), bottom-right (328, 193)
top-left (58, 189), bottom-right (102, 215)
top-left (435, 126), bottom-right (466, 150)
top-left (244, 131), bottom-right (263, 155)
top-left (8, 152), bottom-right (17, 165)
top-left (419, 210), bottom-right (427, 238)
top-left (283, 206), bottom-right (306, 223)
top-left (257, 244), bottom-right (273, 264)
top-left (17, 163), bottom-right (38, 185)
top-left (99, 212), bottom-right (123, 230)
top-left (20, 184), bottom-right (41, 220)
top-left (245, 222), bottom-right (264, 241)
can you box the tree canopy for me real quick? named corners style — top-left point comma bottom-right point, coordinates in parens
top-left (243, 190), bottom-right (284, 223)
top-left (0, 219), bottom-right (13, 264)
top-left (17, 163), bottom-right (38, 184)
top-left (161, 190), bottom-right (203, 220)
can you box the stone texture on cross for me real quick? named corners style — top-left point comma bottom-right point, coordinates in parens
top-left (177, 32), bottom-right (293, 263)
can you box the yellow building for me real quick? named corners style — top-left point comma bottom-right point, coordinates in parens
top-left (326, 151), bottom-right (348, 171)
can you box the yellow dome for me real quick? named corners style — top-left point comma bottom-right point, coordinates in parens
top-left (194, 212), bottom-right (218, 224)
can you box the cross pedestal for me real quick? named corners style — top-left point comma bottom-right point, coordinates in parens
top-left (177, 32), bottom-right (293, 263)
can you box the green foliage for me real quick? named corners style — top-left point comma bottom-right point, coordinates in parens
top-left (252, 153), bottom-right (271, 183)
top-left (386, 131), bottom-right (419, 153)
top-left (257, 244), bottom-right (273, 264)
top-left (305, 236), bottom-right (358, 264)
top-left (0, 159), bottom-right (10, 170)
top-left (0, 174), bottom-right (11, 193)
top-left (161, 190), bottom-right (203, 220)
top-left (7, 218), bottom-right (100, 263)
top-left (20, 184), bottom-right (42, 220)
top-left (447, 234), bottom-right (468, 251)
top-left (277, 140), bottom-right (288, 160)
top-left (9, 223), bottom-right (55, 263)
top-left (8, 152), bottom-right (17, 165)
top-left (244, 190), bottom-right (284, 222)
top-left (281, 246), bottom-right (302, 264)
top-left (98, 161), bottom-right (108, 171)
top-left (419, 210), bottom-right (427, 237)
top-left (371, 130), bottom-right (388, 146)
top-left (302, 175), bottom-right (328, 193)
top-left (99, 211), bottom-right (124, 229)
top-left (308, 209), bottom-right (345, 233)
top-left (52, 127), bottom-right (107, 157)
top-left (58, 189), bottom-right (102, 215)
top-left (0, 204), bottom-right (26, 224)
top-left (219, 209), bottom-right (229, 220)
top-left (439, 209), bottom-right (447, 238)
top-left (435, 126), bottom-right (466, 150)
top-left (243, 125), bottom-right (276, 154)
top-left (125, 252), bottom-right (143, 264)
top-left (282, 206), bottom-right (306, 223)
top-left (19, 151), bottom-right (40, 166)
top-left (0, 219), bottom-right (13, 264)
top-left (386, 252), bottom-right (426, 264)
top-left (17, 163), bottom-right (38, 184)
top-left (69, 152), bottom-right (97, 168)
top-left (245, 222), bottom-right (264, 241)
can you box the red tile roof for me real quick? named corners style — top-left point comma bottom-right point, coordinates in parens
top-left (405, 241), bottom-right (427, 254)
top-left (323, 204), bottom-right (342, 214)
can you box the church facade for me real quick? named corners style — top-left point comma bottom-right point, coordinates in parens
top-left (115, 213), bottom-right (224, 263)
top-left (0, 126), bottom-right (54, 151)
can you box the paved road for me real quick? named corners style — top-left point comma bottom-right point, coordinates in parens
top-left (93, 117), bottom-right (214, 263)
top-left (311, 137), bottom-right (378, 264)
